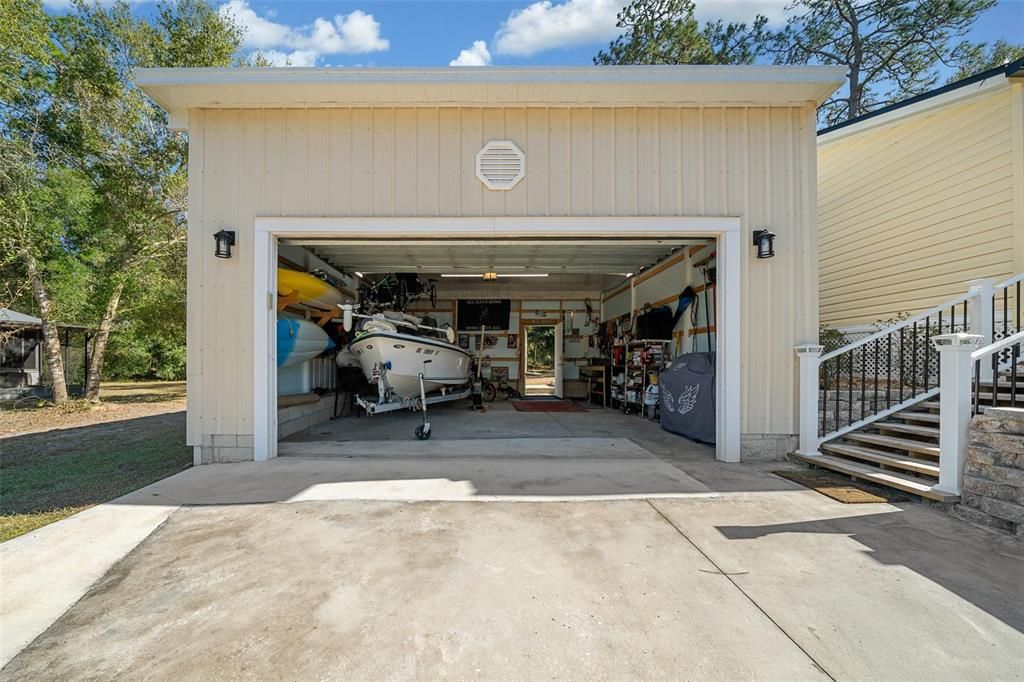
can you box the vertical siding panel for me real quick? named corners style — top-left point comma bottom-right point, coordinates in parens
top-left (637, 108), bottom-right (659, 215)
top-left (526, 108), bottom-right (549, 215)
top-left (460, 108), bottom-right (483, 216)
top-left (481, 108), bottom-right (506, 216)
top-left (548, 108), bottom-right (571, 215)
top-left (372, 108), bottom-right (395, 215)
top-left (281, 109), bottom-right (308, 215)
top-left (202, 110), bottom-right (226, 434)
top-left (503, 108), bottom-right (528, 216)
top-left (327, 109), bottom-right (352, 216)
top-left (437, 108), bottom-right (461, 215)
top-left (350, 108), bottom-right (372, 215)
top-left (262, 110), bottom-right (284, 217)
top-left (658, 108), bottom-right (680, 215)
top-left (591, 108), bottom-right (615, 215)
top-left (185, 109), bottom-right (205, 445)
top-left (306, 108), bottom-right (329, 217)
top-left (702, 108), bottom-right (725, 215)
top-left (236, 109), bottom-right (263, 433)
top-left (614, 108), bottom-right (637, 215)
top-left (393, 108), bottom-right (418, 216)
top-left (680, 109), bottom-right (700, 214)
top-left (570, 108), bottom-right (593, 216)
top-left (415, 108), bottom-right (439, 216)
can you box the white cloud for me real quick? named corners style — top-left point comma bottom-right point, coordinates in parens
top-left (695, 0), bottom-right (789, 26)
top-left (219, 0), bottom-right (389, 66)
top-left (449, 40), bottom-right (492, 66)
top-left (494, 0), bottom-right (621, 57)
top-left (256, 49), bottom-right (320, 67)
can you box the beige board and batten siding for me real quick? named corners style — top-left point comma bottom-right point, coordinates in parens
top-left (818, 83), bottom-right (1024, 328)
top-left (187, 104), bottom-right (819, 457)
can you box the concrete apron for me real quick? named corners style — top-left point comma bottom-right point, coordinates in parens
top-left (0, 437), bottom-right (714, 667)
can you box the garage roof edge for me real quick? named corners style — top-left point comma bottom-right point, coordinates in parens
top-left (135, 65), bottom-right (846, 128)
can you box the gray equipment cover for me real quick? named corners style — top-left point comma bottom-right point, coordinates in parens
top-left (659, 352), bottom-right (716, 444)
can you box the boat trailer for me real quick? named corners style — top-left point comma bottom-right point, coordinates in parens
top-left (355, 362), bottom-right (471, 440)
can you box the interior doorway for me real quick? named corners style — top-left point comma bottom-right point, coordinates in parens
top-left (522, 322), bottom-right (564, 398)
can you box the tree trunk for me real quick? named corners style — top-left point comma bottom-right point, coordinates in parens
top-left (24, 250), bottom-right (69, 404)
top-left (83, 280), bottom-right (124, 402)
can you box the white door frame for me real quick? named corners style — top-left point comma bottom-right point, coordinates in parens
top-left (254, 216), bottom-right (742, 463)
top-left (553, 321), bottom-right (564, 399)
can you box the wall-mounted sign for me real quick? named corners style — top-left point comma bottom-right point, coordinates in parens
top-left (457, 299), bottom-right (511, 331)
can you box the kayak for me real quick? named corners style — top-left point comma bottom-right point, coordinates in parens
top-left (277, 268), bottom-right (346, 310)
top-left (277, 318), bottom-right (335, 368)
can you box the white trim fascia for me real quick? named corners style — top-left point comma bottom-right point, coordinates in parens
top-left (818, 74), bottom-right (1009, 145)
top-left (252, 216), bottom-right (743, 464)
top-left (137, 65), bottom-right (847, 87)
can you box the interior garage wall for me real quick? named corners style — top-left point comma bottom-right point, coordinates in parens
top-left (187, 104), bottom-right (819, 460)
top-left (601, 242), bottom-right (718, 355)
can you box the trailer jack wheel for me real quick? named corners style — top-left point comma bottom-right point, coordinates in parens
top-left (415, 424), bottom-right (431, 440)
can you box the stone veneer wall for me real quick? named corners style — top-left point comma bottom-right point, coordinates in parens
top-left (954, 407), bottom-right (1024, 537)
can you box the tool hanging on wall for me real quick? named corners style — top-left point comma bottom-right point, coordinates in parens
top-left (700, 265), bottom-right (716, 351)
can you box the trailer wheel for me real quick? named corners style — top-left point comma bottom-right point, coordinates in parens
top-left (415, 424), bottom-right (431, 440)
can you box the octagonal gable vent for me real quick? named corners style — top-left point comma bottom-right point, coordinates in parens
top-left (476, 140), bottom-right (525, 190)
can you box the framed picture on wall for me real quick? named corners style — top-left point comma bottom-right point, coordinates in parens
top-left (458, 334), bottom-right (470, 349)
top-left (490, 366), bottom-right (510, 381)
top-left (506, 334), bottom-right (518, 349)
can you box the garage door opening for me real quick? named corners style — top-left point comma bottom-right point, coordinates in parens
top-left (252, 218), bottom-right (742, 464)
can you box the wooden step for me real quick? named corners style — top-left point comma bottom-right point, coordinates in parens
top-left (791, 453), bottom-right (958, 503)
top-left (919, 400), bottom-right (941, 411)
top-left (874, 422), bottom-right (941, 439)
top-left (821, 442), bottom-right (940, 477)
top-left (845, 432), bottom-right (941, 458)
top-left (892, 411), bottom-right (940, 424)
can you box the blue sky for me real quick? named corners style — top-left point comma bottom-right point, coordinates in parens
top-left (44, 0), bottom-right (1023, 70)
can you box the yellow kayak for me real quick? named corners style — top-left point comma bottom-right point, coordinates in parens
top-left (278, 268), bottom-right (346, 310)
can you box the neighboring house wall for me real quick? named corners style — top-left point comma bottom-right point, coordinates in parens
top-left (818, 82), bottom-right (1024, 329)
top-left (187, 104), bottom-right (819, 456)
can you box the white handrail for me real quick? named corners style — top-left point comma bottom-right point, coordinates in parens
top-left (994, 272), bottom-right (1024, 291)
top-left (820, 292), bottom-right (972, 362)
top-left (971, 330), bottom-right (1024, 361)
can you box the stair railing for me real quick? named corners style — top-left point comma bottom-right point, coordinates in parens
top-left (932, 330), bottom-right (1024, 496)
top-left (794, 276), bottom-right (1023, 458)
top-left (795, 292), bottom-right (972, 456)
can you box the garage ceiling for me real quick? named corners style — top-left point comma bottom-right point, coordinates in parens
top-left (283, 238), bottom-right (710, 275)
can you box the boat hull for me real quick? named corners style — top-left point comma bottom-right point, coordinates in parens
top-left (349, 331), bottom-right (472, 399)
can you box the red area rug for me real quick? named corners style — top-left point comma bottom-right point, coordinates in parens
top-left (511, 400), bottom-right (587, 413)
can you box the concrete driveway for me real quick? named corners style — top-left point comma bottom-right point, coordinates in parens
top-left (2, 439), bottom-right (1023, 680)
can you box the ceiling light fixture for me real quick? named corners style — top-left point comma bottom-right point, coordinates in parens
top-left (440, 273), bottom-right (549, 279)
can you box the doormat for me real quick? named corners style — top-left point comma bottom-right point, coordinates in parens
top-left (511, 400), bottom-right (587, 413)
top-left (773, 469), bottom-right (899, 504)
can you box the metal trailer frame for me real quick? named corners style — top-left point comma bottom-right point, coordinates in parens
top-left (355, 364), bottom-right (472, 439)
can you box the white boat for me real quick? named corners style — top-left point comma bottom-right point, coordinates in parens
top-left (346, 312), bottom-right (472, 400)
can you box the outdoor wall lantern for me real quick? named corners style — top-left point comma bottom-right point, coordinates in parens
top-left (753, 229), bottom-right (776, 259)
top-left (213, 229), bottom-right (236, 259)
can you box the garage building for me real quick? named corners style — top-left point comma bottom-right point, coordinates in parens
top-left (136, 65), bottom-right (844, 464)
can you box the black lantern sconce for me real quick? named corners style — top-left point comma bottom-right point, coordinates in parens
top-left (752, 229), bottom-right (776, 259)
top-left (213, 229), bottom-right (236, 259)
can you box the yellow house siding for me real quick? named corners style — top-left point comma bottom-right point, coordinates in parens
top-left (187, 104), bottom-right (819, 445)
top-left (819, 89), bottom-right (1017, 328)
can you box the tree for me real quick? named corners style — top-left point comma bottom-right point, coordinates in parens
top-left (595, 0), bottom-right (769, 65)
top-left (2, 0), bottom-right (241, 402)
top-left (769, 0), bottom-right (997, 126)
top-left (948, 39), bottom-right (1024, 81)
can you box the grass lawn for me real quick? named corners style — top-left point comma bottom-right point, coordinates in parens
top-left (0, 382), bottom-right (190, 543)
